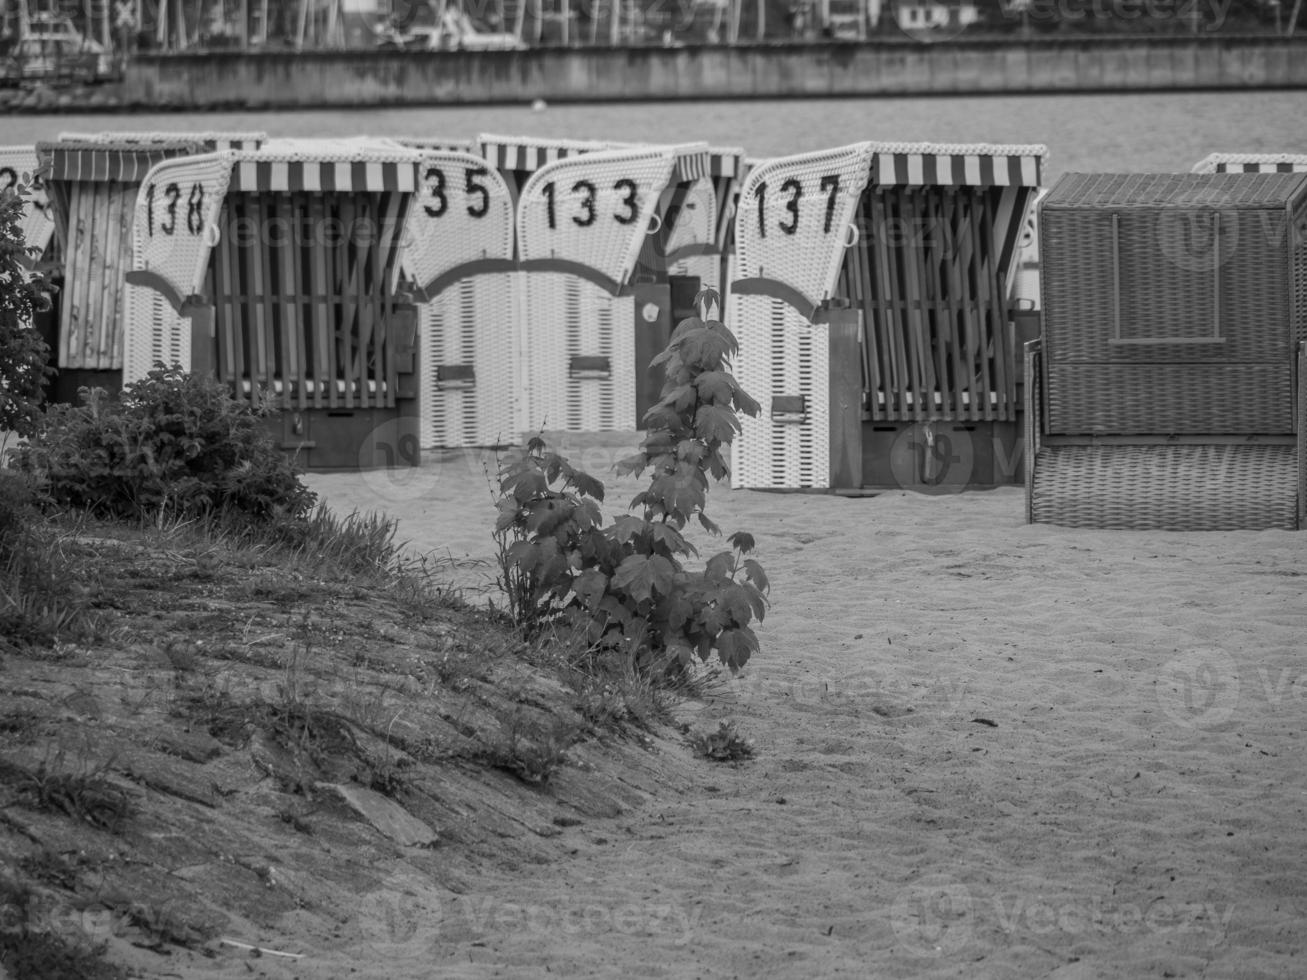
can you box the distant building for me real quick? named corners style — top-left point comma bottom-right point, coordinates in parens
top-left (894, 0), bottom-right (980, 34)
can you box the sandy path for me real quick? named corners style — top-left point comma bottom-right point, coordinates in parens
top-left (302, 437), bottom-right (1307, 980)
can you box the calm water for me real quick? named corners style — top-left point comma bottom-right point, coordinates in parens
top-left (5, 90), bottom-right (1307, 181)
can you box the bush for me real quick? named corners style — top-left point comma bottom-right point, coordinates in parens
top-left (494, 288), bottom-right (769, 674)
top-left (0, 173), bottom-right (54, 438)
top-left (8, 365), bottom-right (316, 523)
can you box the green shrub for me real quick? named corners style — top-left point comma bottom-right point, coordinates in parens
top-left (9, 365), bottom-right (316, 523)
top-left (494, 288), bottom-right (769, 674)
top-left (0, 173), bottom-right (54, 439)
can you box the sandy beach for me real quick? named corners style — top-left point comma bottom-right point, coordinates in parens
top-left (278, 432), bottom-right (1307, 980)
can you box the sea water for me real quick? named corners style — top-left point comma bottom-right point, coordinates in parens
top-left (6, 89), bottom-right (1307, 179)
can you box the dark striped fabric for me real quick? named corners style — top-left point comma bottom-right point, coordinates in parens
top-left (874, 149), bottom-right (1043, 188)
top-left (673, 149), bottom-right (712, 184)
top-left (37, 140), bottom-right (206, 183)
top-left (1213, 161), bottom-right (1307, 173)
top-left (229, 159), bottom-right (419, 193)
top-left (482, 140), bottom-right (588, 173)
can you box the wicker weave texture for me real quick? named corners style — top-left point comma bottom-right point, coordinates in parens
top-left (734, 143), bottom-right (876, 313)
top-left (517, 149), bottom-right (677, 289)
top-left (0, 146), bottom-right (55, 256)
top-left (1046, 363), bottom-right (1291, 434)
top-left (730, 294), bottom-right (830, 489)
top-left (402, 150), bottom-right (515, 296)
top-left (519, 273), bottom-right (634, 434)
top-left (131, 152), bottom-right (235, 306)
top-left (122, 285), bottom-right (188, 384)
top-left (418, 273), bottom-right (518, 448)
top-left (1041, 209), bottom-right (1291, 362)
top-left (1030, 444), bottom-right (1299, 530)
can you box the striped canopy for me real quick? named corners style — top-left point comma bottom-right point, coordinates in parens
top-left (129, 145), bottom-right (429, 313)
top-left (479, 134), bottom-right (614, 173)
top-left (479, 132), bottom-right (715, 185)
top-left (1193, 153), bottom-right (1307, 174)
top-left (38, 139), bottom-right (208, 184)
top-left (870, 142), bottom-right (1047, 188)
top-left (56, 131), bottom-right (266, 152)
top-left (229, 156), bottom-right (420, 194)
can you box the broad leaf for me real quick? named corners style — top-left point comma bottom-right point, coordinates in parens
top-left (612, 553), bottom-right (676, 603)
top-left (697, 511), bottom-right (720, 536)
top-left (728, 531), bottom-right (756, 554)
top-left (743, 558), bottom-right (769, 592)
top-left (572, 470), bottom-right (605, 502)
top-left (694, 404), bottom-right (741, 445)
top-left (704, 551), bottom-right (734, 582)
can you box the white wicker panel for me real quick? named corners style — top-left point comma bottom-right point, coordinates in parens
top-left (121, 282), bottom-right (188, 384)
top-left (133, 152), bottom-right (234, 306)
top-left (731, 294), bottom-right (829, 490)
top-left (734, 143), bottom-right (876, 312)
top-left (520, 273), bottom-right (634, 434)
top-left (0, 147), bottom-right (55, 257)
top-left (403, 150), bottom-right (515, 296)
top-left (518, 148), bottom-right (679, 290)
top-left (418, 273), bottom-right (518, 448)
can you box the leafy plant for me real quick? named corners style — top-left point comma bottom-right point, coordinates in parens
top-left (687, 720), bottom-right (755, 762)
top-left (0, 172), bottom-right (54, 441)
top-left (9, 365), bottom-right (316, 523)
top-left (494, 288), bottom-right (769, 674)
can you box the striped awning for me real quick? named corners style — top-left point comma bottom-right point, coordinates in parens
top-left (1193, 153), bottom-right (1307, 174)
top-left (38, 139), bottom-right (208, 184)
top-left (480, 134), bottom-right (613, 173)
top-left (57, 131), bottom-right (266, 152)
top-left (399, 137), bottom-right (476, 154)
top-left (228, 157), bottom-right (419, 193)
top-left (672, 146), bottom-right (712, 184)
top-left (871, 143), bottom-right (1047, 188)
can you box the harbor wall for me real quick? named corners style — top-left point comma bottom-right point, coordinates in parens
top-left (118, 36), bottom-right (1307, 109)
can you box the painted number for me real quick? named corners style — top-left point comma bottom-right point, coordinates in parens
top-left (145, 181), bottom-right (207, 237)
top-left (752, 172), bottom-right (843, 239)
top-left (541, 178), bottom-right (641, 230)
top-left (424, 165), bottom-right (494, 219)
top-left (186, 183), bottom-right (205, 235)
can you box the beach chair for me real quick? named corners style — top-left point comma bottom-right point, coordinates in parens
top-left (404, 134), bottom-right (729, 447)
top-left (729, 141), bottom-right (1048, 492)
top-left (33, 133), bottom-right (268, 403)
top-left (126, 141), bottom-right (430, 470)
top-left (1025, 171), bottom-right (1307, 530)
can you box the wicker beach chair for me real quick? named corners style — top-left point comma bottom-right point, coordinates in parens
top-left (126, 142), bottom-right (429, 469)
top-left (401, 134), bottom-right (724, 446)
top-left (1025, 171), bottom-right (1307, 531)
top-left (729, 141), bottom-right (1048, 492)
